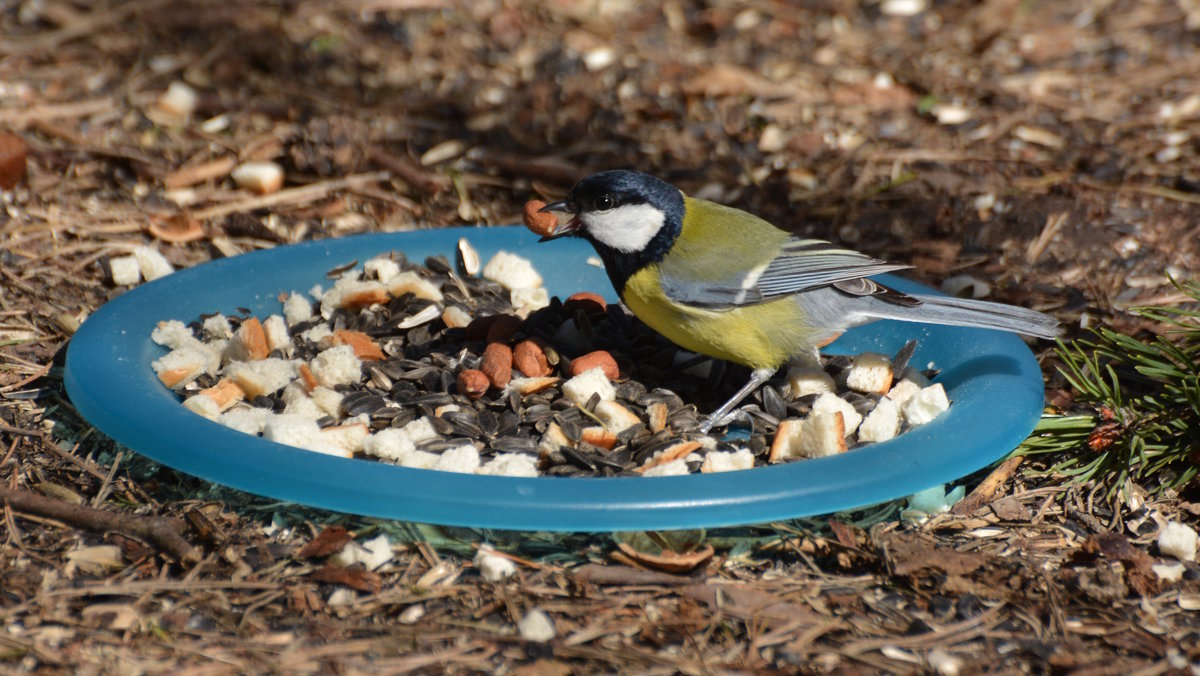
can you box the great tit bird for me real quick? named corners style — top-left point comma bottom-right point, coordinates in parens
top-left (539, 170), bottom-right (1060, 433)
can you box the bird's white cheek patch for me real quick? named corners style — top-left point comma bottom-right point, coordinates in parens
top-left (581, 204), bottom-right (665, 253)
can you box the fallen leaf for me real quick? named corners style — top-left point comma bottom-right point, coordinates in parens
top-left (989, 496), bottom-right (1031, 521)
top-left (827, 520), bottom-right (861, 549)
top-left (683, 584), bottom-right (821, 629)
top-left (886, 533), bottom-right (989, 576)
top-left (296, 526), bottom-right (353, 559)
top-left (614, 542), bottom-right (714, 574)
top-left (310, 563), bottom-right (382, 593)
top-left (571, 563), bottom-right (696, 586)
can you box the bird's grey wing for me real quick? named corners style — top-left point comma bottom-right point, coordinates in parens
top-left (659, 238), bottom-right (912, 310)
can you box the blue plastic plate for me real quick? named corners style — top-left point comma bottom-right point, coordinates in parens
top-left (65, 226), bottom-right (1044, 531)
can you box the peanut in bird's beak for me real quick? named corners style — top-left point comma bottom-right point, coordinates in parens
top-left (537, 201), bottom-right (581, 241)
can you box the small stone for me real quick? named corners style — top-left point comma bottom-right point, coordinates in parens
top-left (157, 81), bottom-right (198, 117)
top-left (1157, 521), bottom-right (1198, 562)
top-left (518, 609), bottom-right (556, 642)
top-left (231, 161), bottom-right (284, 195)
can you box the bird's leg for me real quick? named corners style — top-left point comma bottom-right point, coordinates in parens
top-left (698, 367), bottom-right (776, 434)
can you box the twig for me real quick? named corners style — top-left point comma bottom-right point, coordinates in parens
top-left (951, 456), bottom-right (1025, 515)
top-left (191, 171), bottom-right (391, 220)
top-left (368, 149), bottom-right (451, 193)
top-left (1026, 211), bottom-right (1068, 264)
top-left (42, 579), bottom-right (279, 598)
top-left (0, 0), bottom-right (172, 55)
top-left (0, 485), bottom-right (200, 564)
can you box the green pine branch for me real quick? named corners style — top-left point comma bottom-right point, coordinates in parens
top-left (1019, 278), bottom-right (1200, 499)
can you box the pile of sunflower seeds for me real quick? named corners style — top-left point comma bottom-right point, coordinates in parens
top-left (151, 243), bottom-right (947, 478)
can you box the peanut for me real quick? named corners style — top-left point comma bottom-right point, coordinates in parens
top-left (522, 199), bottom-right (559, 237)
top-left (480, 342), bottom-right (514, 388)
top-left (513, 339), bottom-right (552, 377)
top-left (569, 350), bottom-right (619, 380)
top-left (564, 291), bottom-right (607, 315)
top-left (457, 369), bottom-right (490, 399)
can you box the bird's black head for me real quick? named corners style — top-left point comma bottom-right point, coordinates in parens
top-left (539, 170), bottom-right (685, 290)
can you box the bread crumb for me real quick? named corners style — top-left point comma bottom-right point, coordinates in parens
top-left (562, 368), bottom-right (615, 406)
top-left (310, 344), bottom-right (362, 388)
top-left (901, 383), bottom-right (950, 425)
top-left (812, 392), bottom-right (863, 434)
top-left (700, 448), bottom-right (755, 473)
top-left (1157, 521), bottom-right (1198, 562)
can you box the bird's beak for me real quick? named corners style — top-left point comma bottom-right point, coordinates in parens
top-left (537, 201), bottom-right (580, 242)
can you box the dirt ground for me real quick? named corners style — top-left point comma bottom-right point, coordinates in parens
top-left (2, 0), bottom-right (1199, 673)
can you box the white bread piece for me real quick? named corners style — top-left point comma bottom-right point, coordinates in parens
top-left (364, 257), bottom-right (401, 283)
top-left (857, 396), bottom-right (901, 443)
top-left (482, 250), bottom-right (543, 290)
top-left (152, 345), bottom-right (211, 388)
top-left (262, 314), bottom-right (290, 355)
top-left (812, 392), bottom-right (863, 435)
top-left (845, 352), bottom-right (894, 395)
top-left (201, 314), bottom-right (233, 341)
top-left (282, 389), bottom-right (324, 419)
top-left (310, 386), bottom-right (344, 419)
top-left (218, 405), bottom-right (269, 435)
top-left (1157, 521), bottom-right (1197, 562)
top-left (399, 416), bottom-right (439, 444)
top-left (700, 448), bottom-right (755, 473)
top-left (769, 419), bottom-right (803, 462)
top-left (800, 412), bottom-right (848, 457)
top-left (479, 453), bottom-right (539, 478)
top-left (786, 366), bottom-right (835, 398)
top-left (562, 368), bottom-right (616, 407)
top-left (182, 392), bottom-right (221, 419)
top-left (320, 422), bottom-right (369, 453)
top-left (109, 255), bottom-right (141, 285)
top-left (223, 317), bottom-right (270, 363)
top-left (433, 445), bottom-right (481, 474)
top-left (511, 287), bottom-right (550, 314)
top-left (262, 413), bottom-right (350, 457)
top-left (397, 449), bottom-right (440, 470)
top-left (363, 428), bottom-right (417, 462)
top-left (226, 358), bottom-right (298, 399)
top-left (537, 422), bottom-right (574, 455)
top-left (385, 271), bottom-right (444, 302)
top-left (885, 378), bottom-right (923, 406)
top-left (151, 319), bottom-right (199, 350)
top-left (442, 305), bottom-right (472, 329)
top-left (594, 400), bottom-right (642, 433)
top-left (309, 344), bottom-right (361, 388)
top-left (300, 323), bottom-right (332, 344)
top-left (330, 534), bottom-right (393, 571)
top-left (231, 161), bottom-right (284, 195)
top-left (320, 277), bottom-right (388, 317)
top-left (133, 245), bottom-right (174, 281)
top-left (283, 292), bottom-right (314, 326)
top-left (474, 545), bottom-right (518, 581)
top-left (902, 383), bottom-right (950, 426)
top-left (642, 458), bottom-right (690, 477)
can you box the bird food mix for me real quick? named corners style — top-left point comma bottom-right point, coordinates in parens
top-left (150, 235), bottom-right (950, 478)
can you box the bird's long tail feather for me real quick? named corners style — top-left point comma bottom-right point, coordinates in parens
top-left (864, 294), bottom-right (1061, 339)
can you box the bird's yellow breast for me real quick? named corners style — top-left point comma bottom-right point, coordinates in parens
top-left (621, 265), bottom-right (817, 370)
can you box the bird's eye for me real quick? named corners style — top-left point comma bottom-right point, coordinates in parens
top-left (594, 194), bottom-right (615, 211)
